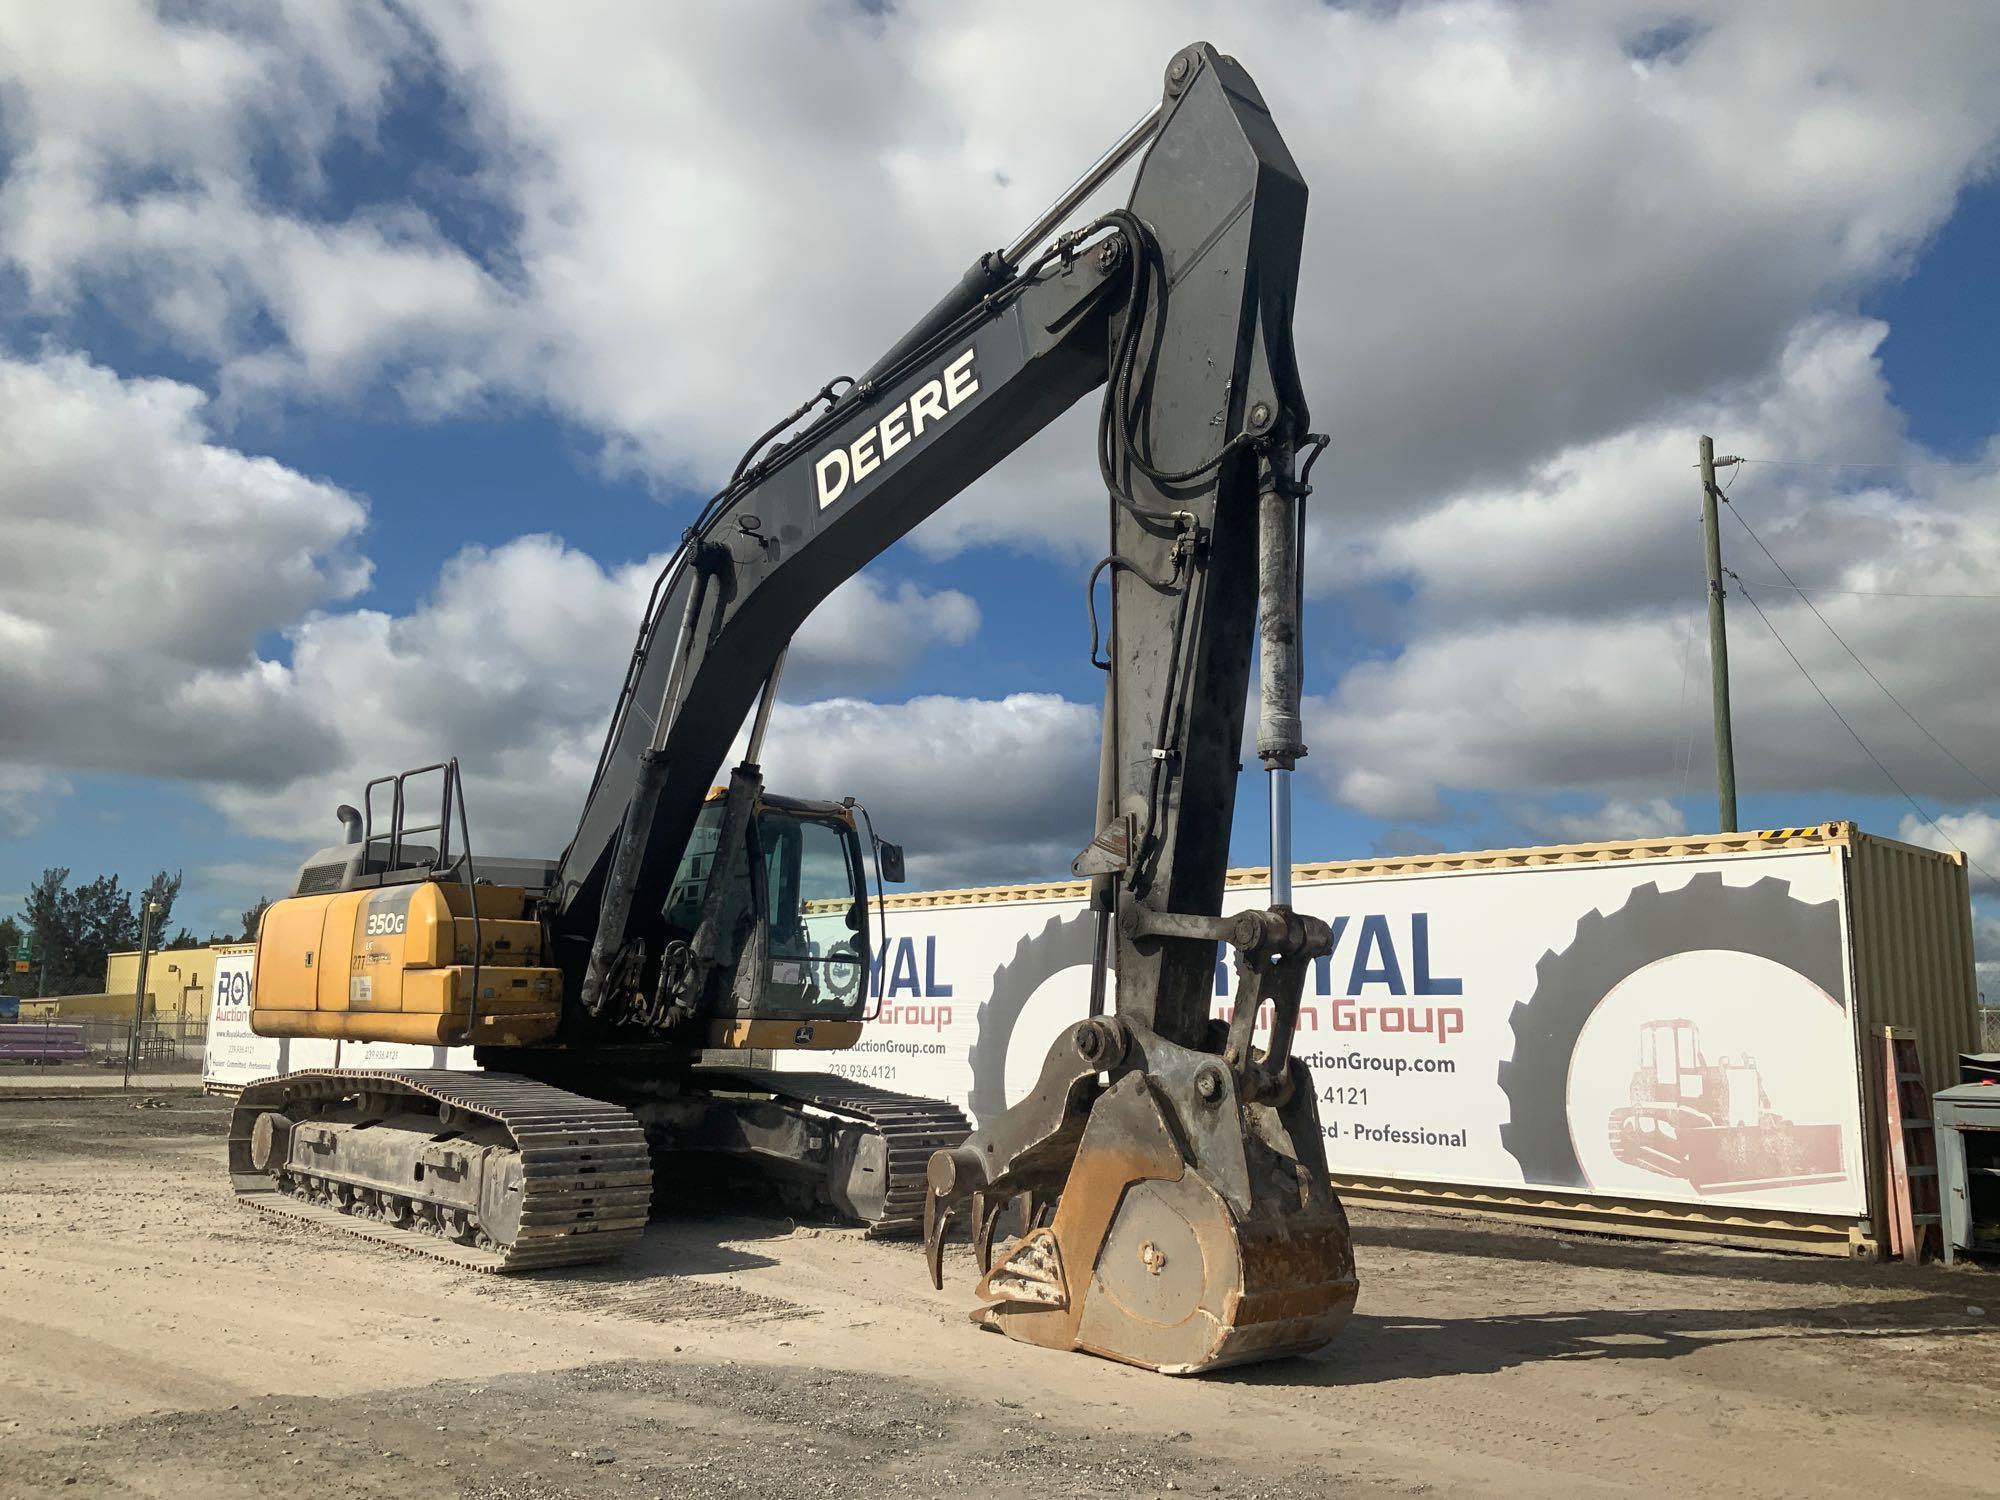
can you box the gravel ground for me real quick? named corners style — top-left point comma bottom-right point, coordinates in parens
top-left (0, 1092), bottom-right (1994, 1498)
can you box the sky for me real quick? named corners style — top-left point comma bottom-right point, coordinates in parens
top-left (3, 1), bottom-right (2000, 980)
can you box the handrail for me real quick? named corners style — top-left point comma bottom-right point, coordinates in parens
top-left (448, 758), bottom-right (482, 1048)
top-left (363, 762), bottom-right (455, 875)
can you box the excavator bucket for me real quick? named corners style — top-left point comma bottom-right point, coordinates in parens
top-left (926, 979), bottom-right (1358, 1374)
top-left (973, 1069), bottom-right (1356, 1373)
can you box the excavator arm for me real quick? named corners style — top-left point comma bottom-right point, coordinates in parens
top-left (556, 41), bottom-right (1356, 1372)
top-left (554, 209), bottom-right (1118, 1017)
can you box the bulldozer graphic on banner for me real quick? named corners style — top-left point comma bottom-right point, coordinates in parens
top-left (1606, 1018), bottom-right (1845, 1195)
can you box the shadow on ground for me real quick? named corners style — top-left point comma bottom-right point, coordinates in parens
top-left (1219, 1292), bottom-right (1993, 1388)
top-left (1350, 1210), bottom-right (1997, 1295)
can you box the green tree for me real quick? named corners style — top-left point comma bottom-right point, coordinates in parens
top-left (23, 867), bottom-right (77, 992)
top-left (22, 867), bottom-right (184, 994)
top-left (240, 897), bottom-right (272, 943)
top-left (0, 914), bottom-right (22, 988)
top-left (139, 870), bottom-right (182, 940)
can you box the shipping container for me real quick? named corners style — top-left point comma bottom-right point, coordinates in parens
top-left (777, 820), bottom-right (1977, 1257)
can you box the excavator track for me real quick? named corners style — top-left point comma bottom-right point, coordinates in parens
top-left (228, 1070), bottom-right (652, 1273)
top-left (696, 1067), bottom-right (972, 1236)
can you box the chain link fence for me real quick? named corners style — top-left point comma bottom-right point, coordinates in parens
top-left (1981, 1007), bottom-right (2000, 1055)
top-left (0, 1015), bottom-right (208, 1082)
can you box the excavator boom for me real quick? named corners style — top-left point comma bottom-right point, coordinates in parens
top-left (552, 44), bottom-right (1315, 1044)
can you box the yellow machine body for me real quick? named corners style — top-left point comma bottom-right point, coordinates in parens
top-left (704, 1018), bottom-right (864, 1050)
top-left (251, 880), bottom-right (561, 1047)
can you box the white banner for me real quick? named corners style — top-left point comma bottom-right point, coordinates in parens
top-left (202, 952), bottom-right (470, 1088)
top-left (783, 846), bottom-right (1868, 1217)
top-left (332, 1039), bottom-right (478, 1072)
top-left (202, 951), bottom-right (281, 1088)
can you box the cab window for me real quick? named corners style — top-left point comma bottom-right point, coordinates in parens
top-left (762, 812), bottom-right (867, 1012)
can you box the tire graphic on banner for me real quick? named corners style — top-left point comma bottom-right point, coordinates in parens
top-left (1496, 872), bottom-right (1845, 1188)
top-left (967, 911), bottom-right (1096, 1122)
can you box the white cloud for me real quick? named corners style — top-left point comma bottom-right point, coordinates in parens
top-left (1971, 910), bottom-right (2000, 1001)
top-left (375, 2), bottom-right (2000, 529)
top-left (1322, 318), bottom-right (1915, 619)
top-left (0, 349), bottom-right (368, 786)
top-left (0, 766), bottom-right (70, 838)
top-left (1307, 320), bottom-right (2000, 826)
top-left (0, 2), bottom-right (524, 409)
top-left (7, 4), bottom-right (1997, 542)
top-left (203, 534), bottom-right (644, 856)
top-left (204, 538), bottom-right (992, 862)
top-left (1897, 810), bottom-right (2000, 890)
top-left (758, 693), bottom-right (1099, 887)
top-left (785, 576), bottom-right (979, 697)
top-left (1514, 797), bottom-right (1689, 847)
top-left (0, 348), bottom-right (1009, 884)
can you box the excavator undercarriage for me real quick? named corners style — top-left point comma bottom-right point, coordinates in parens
top-left (230, 1070), bottom-right (653, 1272)
top-left (228, 1064), bottom-right (970, 1268)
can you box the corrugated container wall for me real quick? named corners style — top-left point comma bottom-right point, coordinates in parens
top-left (1845, 832), bottom-right (1980, 1238)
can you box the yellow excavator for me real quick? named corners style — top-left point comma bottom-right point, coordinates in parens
top-left (231, 40), bottom-right (1356, 1374)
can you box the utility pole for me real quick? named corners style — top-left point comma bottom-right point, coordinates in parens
top-left (125, 898), bottom-right (159, 1087)
top-left (1699, 435), bottom-right (1740, 833)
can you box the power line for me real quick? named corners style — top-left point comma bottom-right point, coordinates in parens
top-left (1732, 578), bottom-right (2000, 601)
top-left (1722, 467), bottom-right (2000, 598)
top-left (1720, 498), bottom-right (2000, 803)
top-left (1729, 584), bottom-right (1999, 886)
top-left (1735, 455), bottom-right (1988, 474)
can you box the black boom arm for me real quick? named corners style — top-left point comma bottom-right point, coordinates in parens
top-left (553, 43), bottom-right (1310, 1046)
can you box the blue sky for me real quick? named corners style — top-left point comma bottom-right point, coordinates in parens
top-left (4, 3), bottom-right (2000, 954)
top-left (1868, 178), bottom-right (2000, 459)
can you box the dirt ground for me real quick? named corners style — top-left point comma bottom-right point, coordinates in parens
top-left (0, 1093), bottom-right (1993, 1499)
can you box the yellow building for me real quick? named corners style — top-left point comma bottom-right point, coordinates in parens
top-left (101, 943), bottom-right (253, 1019)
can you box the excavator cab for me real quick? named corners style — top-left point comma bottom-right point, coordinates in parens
top-left (661, 785), bottom-right (882, 1044)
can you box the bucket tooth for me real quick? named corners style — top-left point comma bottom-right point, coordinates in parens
top-left (975, 1227), bottom-right (1069, 1310)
